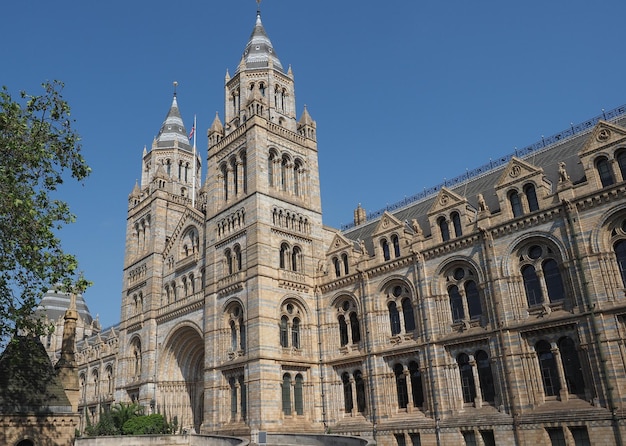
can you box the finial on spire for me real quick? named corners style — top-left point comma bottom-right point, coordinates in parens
top-left (256, 0), bottom-right (262, 14)
top-left (173, 80), bottom-right (178, 97)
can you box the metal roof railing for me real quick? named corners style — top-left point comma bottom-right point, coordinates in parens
top-left (341, 104), bottom-right (626, 231)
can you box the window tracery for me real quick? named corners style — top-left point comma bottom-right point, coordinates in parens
top-left (337, 298), bottom-right (361, 348)
top-left (519, 243), bottom-right (566, 307)
top-left (444, 265), bottom-right (483, 323)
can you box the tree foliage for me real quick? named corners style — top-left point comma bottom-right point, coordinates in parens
top-left (0, 81), bottom-right (90, 341)
top-left (122, 413), bottom-right (171, 435)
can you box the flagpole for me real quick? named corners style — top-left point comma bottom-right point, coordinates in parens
top-left (192, 114), bottom-right (197, 208)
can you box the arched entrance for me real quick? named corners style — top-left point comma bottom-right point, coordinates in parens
top-left (158, 325), bottom-right (204, 432)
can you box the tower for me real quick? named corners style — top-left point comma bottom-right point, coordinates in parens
top-left (202, 9), bottom-right (324, 434)
top-left (117, 91), bottom-right (204, 429)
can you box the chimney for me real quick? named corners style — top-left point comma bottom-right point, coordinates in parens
top-left (354, 203), bottom-right (366, 226)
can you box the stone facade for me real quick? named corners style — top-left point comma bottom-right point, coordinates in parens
top-left (43, 9), bottom-right (626, 446)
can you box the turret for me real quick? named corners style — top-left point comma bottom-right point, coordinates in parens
top-left (54, 293), bottom-right (79, 412)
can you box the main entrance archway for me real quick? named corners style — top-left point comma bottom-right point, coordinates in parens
top-left (158, 325), bottom-right (204, 432)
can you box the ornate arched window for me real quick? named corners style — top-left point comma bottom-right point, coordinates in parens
top-left (221, 163), bottom-right (229, 201)
top-left (402, 297), bottom-right (416, 332)
top-left (509, 190), bottom-right (523, 217)
top-left (106, 365), bottom-right (114, 395)
top-left (291, 245), bottom-right (302, 272)
top-left (385, 284), bottom-right (416, 335)
top-left (409, 361), bottom-right (424, 407)
top-left (596, 156), bottom-right (615, 187)
top-left (281, 156), bottom-right (289, 191)
top-left (279, 301), bottom-right (303, 350)
top-left (448, 285), bottom-right (464, 322)
top-left (282, 373), bottom-right (292, 415)
top-left (381, 239), bottom-right (390, 261)
top-left (293, 160), bottom-right (302, 196)
top-left (350, 312), bottom-right (361, 344)
top-left (333, 257), bottom-right (341, 277)
top-left (394, 363), bottom-right (408, 408)
top-left (536, 340), bottom-right (560, 396)
top-left (342, 372), bottom-right (353, 413)
top-left (614, 239), bottom-right (626, 287)
top-left (451, 211), bottom-right (463, 238)
top-left (457, 353), bottom-right (476, 404)
top-left (522, 264), bottom-right (542, 306)
top-left (524, 183), bottom-right (539, 212)
top-left (610, 219), bottom-right (626, 287)
top-left (268, 152), bottom-right (275, 187)
top-left (240, 152), bottom-right (247, 194)
top-left (391, 234), bottom-right (401, 258)
top-left (230, 320), bottom-right (238, 351)
top-left (543, 259), bottom-right (565, 302)
top-left (230, 157), bottom-right (238, 196)
top-left (355, 370), bottom-right (366, 413)
top-left (559, 337), bottom-right (585, 395)
top-left (617, 150), bottom-right (626, 180)
top-left (294, 374), bottom-right (304, 415)
top-left (519, 243), bottom-right (566, 306)
top-left (280, 316), bottom-right (289, 348)
top-left (342, 253), bottom-right (349, 275)
top-left (234, 244), bottom-right (242, 271)
top-left (131, 338), bottom-right (142, 378)
top-left (338, 315), bottom-right (348, 346)
top-left (229, 377), bottom-right (237, 420)
top-left (445, 264), bottom-right (483, 323)
top-left (475, 350), bottom-right (495, 402)
top-left (292, 318), bottom-right (301, 348)
top-left (438, 216), bottom-right (450, 242)
top-left (227, 303), bottom-right (245, 354)
top-left (337, 299), bottom-right (361, 347)
top-left (388, 302), bottom-right (401, 336)
top-left (225, 248), bottom-right (233, 275)
top-left (92, 369), bottom-right (99, 397)
top-left (279, 243), bottom-right (289, 269)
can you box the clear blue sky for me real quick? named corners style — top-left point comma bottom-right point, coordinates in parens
top-left (3, 1), bottom-right (626, 329)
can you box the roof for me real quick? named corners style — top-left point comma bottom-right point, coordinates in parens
top-left (342, 111), bottom-right (626, 249)
top-left (155, 95), bottom-right (192, 152)
top-left (236, 12), bottom-right (284, 73)
top-left (0, 336), bottom-right (73, 414)
top-left (35, 288), bottom-right (93, 325)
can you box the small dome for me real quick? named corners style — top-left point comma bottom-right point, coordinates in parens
top-left (35, 288), bottom-right (93, 325)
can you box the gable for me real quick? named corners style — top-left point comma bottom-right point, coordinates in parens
top-left (427, 187), bottom-right (466, 215)
top-left (371, 211), bottom-right (404, 238)
top-left (579, 120), bottom-right (626, 158)
top-left (327, 232), bottom-right (354, 256)
top-left (495, 156), bottom-right (543, 190)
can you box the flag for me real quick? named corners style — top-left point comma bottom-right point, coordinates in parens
top-left (188, 125), bottom-right (195, 141)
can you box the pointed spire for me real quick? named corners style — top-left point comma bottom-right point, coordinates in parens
top-left (130, 180), bottom-right (141, 197)
top-left (225, 69), bottom-right (231, 81)
top-left (237, 8), bottom-right (283, 73)
top-left (299, 105), bottom-right (315, 126)
top-left (210, 111), bottom-right (224, 134)
top-left (155, 89), bottom-right (192, 152)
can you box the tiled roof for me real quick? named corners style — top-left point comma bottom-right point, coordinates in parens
top-left (0, 336), bottom-right (73, 414)
top-left (343, 114), bottom-right (626, 248)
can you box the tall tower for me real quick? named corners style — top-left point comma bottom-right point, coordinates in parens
top-left (203, 9), bottom-right (324, 434)
top-left (117, 92), bottom-right (203, 421)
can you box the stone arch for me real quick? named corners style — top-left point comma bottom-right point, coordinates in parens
top-left (590, 203), bottom-right (626, 253)
top-left (500, 231), bottom-right (569, 277)
top-left (158, 324), bottom-right (204, 433)
top-left (431, 255), bottom-right (486, 296)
